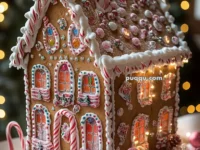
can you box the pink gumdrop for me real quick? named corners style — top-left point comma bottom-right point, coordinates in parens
top-left (60, 64), bottom-right (68, 71)
top-left (129, 25), bottom-right (139, 36)
top-left (96, 28), bottom-right (105, 38)
top-left (189, 131), bottom-right (200, 148)
top-left (132, 37), bottom-right (141, 47)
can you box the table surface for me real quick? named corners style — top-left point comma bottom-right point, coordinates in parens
top-left (1, 113), bottom-right (200, 149)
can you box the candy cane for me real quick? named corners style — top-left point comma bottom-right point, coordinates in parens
top-left (6, 121), bottom-right (25, 150)
top-left (53, 109), bottom-right (79, 150)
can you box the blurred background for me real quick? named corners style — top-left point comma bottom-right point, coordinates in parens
top-left (0, 0), bottom-right (199, 141)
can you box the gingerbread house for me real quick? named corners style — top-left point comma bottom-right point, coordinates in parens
top-left (8, 0), bottom-right (191, 149)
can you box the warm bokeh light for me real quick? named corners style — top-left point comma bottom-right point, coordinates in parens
top-left (181, 24), bottom-right (189, 33)
top-left (1, 2), bottom-right (8, 11)
top-left (187, 105), bottom-right (195, 114)
top-left (0, 50), bottom-right (5, 59)
top-left (0, 13), bottom-right (5, 22)
top-left (182, 81), bottom-right (191, 90)
top-left (0, 109), bottom-right (6, 118)
top-left (0, 96), bottom-right (5, 104)
top-left (181, 1), bottom-right (190, 10)
top-left (186, 132), bottom-right (191, 137)
top-left (196, 104), bottom-right (200, 112)
top-left (0, 4), bottom-right (4, 13)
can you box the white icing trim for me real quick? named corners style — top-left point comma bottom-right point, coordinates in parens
top-left (157, 106), bottom-right (173, 138)
top-left (80, 113), bottom-right (103, 150)
top-left (67, 23), bottom-right (86, 55)
top-left (24, 70), bottom-right (31, 150)
top-left (131, 114), bottom-right (149, 149)
top-left (77, 71), bottom-right (100, 108)
top-left (31, 104), bottom-right (53, 149)
top-left (54, 60), bottom-right (74, 107)
top-left (31, 64), bottom-right (51, 101)
top-left (174, 68), bottom-right (180, 132)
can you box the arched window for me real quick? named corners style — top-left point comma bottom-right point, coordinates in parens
top-left (86, 118), bottom-right (99, 149)
top-left (35, 69), bottom-right (46, 88)
top-left (36, 110), bottom-right (46, 141)
top-left (157, 106), bottom-right (173, 137)
top-left (58, 64), bottom-right (71, 93)
top-left (31, 64), bottom-right (50, 101)
top-left (161, 73), bottom-right (176, 101)
top-left (137, 80), bottom-right (154, 107)
top-left (32, 104), bottom-right (53, 149)
top-left (54, 60), bottom-right (74, 107)
top-left (82, 75), bottom-right (96, 94)
top-left (131, 114), bottom-right (149, 149)
top-left (78, 71), bottom-right (100, 108)
top-left (80, 113), bottom-right (103, 150)
top-left (68, 23), bottom-right (86, 55)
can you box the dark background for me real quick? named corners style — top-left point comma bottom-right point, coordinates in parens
top-left (0, 0), bottom-right (199, 140)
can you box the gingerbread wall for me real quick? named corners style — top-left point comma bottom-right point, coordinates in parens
top-left (114, 65), bottom-right (177, 150)
top-left (27, 2), bottom-right (106, 149)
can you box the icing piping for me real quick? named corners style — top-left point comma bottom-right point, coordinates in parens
top-left (174, 68), bottom-right (180, 132)
top-left (53, 109), bottom-right (79, 150)
top-left (54, 60), bottom-right (74, 107)
top-left (31, 104), bottom-right (53, 149)
top-left (80, 113), bottom-right (103, 150)
top-left (31, 64), bottom-right (51, 101)
top-left (77, 71), bottom-right (100, 108)
top-left (24, 69), bottom-right (31, 150)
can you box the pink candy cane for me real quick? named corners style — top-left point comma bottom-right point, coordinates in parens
top-left (6, 121), bottom-right (25, 150)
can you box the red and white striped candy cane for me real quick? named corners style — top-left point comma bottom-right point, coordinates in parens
top-left (53, 109), bottom-right (79, 150)
top-left (6, 121), bottom-right (25, 150)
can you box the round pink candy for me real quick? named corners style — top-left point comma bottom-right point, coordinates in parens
top-left (130, 13), bottom-right (138, 22)
top-left (132, 37), bottom-right (141, 47)
top-left (96, 28), bottom-right (105, 38)
top-left (189, 131), bottom-right (200, 148)
top-left (129, 25), bottom-right (139, 36)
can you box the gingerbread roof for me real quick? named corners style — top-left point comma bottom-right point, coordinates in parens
top-left (9, 0), bottom-right (191, 72)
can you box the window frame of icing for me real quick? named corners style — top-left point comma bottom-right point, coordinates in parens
top-left (157, 106), bottom-right (173, 138)
top-left (77, 71), bottom-right (100, 108)
top-left (31, 104), bottom-right (53, 149)
top-left (54, 60), bottom-right (74, 107)
top-left (137, 80), bottom-right (154, 107)
top-left (31, 64), bottom-right (50, 101)
top-left (119, 81), bottom-right (132, 104)
top-left (68, 23), bottom-right (86, 55)
top-left (80, 113), bottom-right (103, 150)
top-left (161, 73), bottom-right (176, 101)
top-left (131, 114), bottom-right (149, 149)
top-left (43, 16), bottom-right (60, 54)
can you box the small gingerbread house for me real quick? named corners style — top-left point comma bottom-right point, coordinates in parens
top-left (8, 0), bottom-right (191, 149)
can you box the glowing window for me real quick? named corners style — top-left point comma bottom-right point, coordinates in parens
top-left (35, 69), bottom-right (46, 88)
top-left (58, 64), bottom-right (71, 93)
top-left (133, 119), bottom-right (145, 144)
top-left (137, 80), bottom-right (154, 107)
top-left (86, 118), bottom-right (99, 150)
top-left (36, 110), bottom-right (46, 141)
top-left (82, 75), bottom-right (96, 94)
